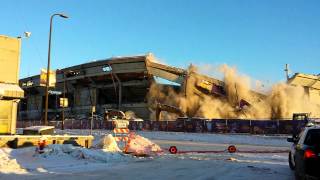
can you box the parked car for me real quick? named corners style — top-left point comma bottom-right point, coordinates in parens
top-left (287, 126), bottom-right (320, 180)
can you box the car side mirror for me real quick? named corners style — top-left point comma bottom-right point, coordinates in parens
top-left (287, 137), bottom-right (299, 143)
top-left (287, 137), bottom-right (294, 142)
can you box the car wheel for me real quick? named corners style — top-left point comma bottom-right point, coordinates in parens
top-left (289, 152), bottom-right (295, 170)
top-left (295, 169), bottom-right (305, 180)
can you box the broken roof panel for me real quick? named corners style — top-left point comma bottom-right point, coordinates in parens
top-left (288, 73), bottom-right (320, 90)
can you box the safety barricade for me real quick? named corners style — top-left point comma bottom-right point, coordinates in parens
top-left (113, 128), bottom-right (130, 146)
top-left (212, 120), bottom-right (228, 133)
top-left (159, 121), bottom-right (167, 131)
top-left (227, 120), bottom-right (249, 133)
top-left (167, 121), bottom-right (177, 131)
top-left (251, 120), bottom-right (278, 134)
top-left (114, 136), bottom-right (129, 142)
top-left (129, 121), bottom-right (144, 131)
top-left (113, 128), bottom-right (130, 134)
top-left (143, 121), bottom-right (152, 130)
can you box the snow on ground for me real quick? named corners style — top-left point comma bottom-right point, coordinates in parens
top-left (56, 129), bottom-right (290, 147)
top-left (0, 148), bottom-right (28, 174)
top-left (0, 144), bottom-right (134, 174)
top-left (0, 130), bottom-right (294, 180)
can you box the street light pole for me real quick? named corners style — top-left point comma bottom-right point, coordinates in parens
top-left (62, 71), bottom-right (66, 130)
top-left (44, 13), bottom-right (69, 126)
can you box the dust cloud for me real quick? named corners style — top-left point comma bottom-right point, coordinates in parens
top-left (148, 64), bottom-right (320, 120)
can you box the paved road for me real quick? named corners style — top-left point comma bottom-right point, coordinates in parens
top-left (0, 139), bottom-right (294, 180)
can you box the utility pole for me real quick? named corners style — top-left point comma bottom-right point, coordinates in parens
top-left (61, 71), bottom-right (66, 130)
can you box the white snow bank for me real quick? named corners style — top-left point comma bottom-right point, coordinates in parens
top-left (124, 134), bottom-right (162, 156)
top-left (93, 133), bottom-right (163, 156)
top-left (95, 134), bottom-right (121, 152)
top-left (37, 144), bottom-right (129, 163)
top-left (0, 144), bottom-right (134, 175)
top-left (0, 148), bottom-right (28, 174)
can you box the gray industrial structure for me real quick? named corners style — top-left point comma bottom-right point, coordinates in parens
top-left (19, 54), bottom-right (187, 121)
top-left (18, 53), bottom-right (320, 123)
top-left (19, 52), bottom-right (272, 122)
top-left (19, 53), bottom-right (243, 122)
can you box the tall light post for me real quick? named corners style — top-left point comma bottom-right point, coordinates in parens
top-left (44, 13), bottom-right (69, 126)
top-left (61, 70), bottom-right (71, 130)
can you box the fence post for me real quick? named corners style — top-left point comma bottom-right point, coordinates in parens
top-left (166, 121), bottom-right (168, 131)
top-left (225, 119), bottom-right (228, 133)
top-left (277, 119), bottom-right (280, 134)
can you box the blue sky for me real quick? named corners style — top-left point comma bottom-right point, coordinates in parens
top-left (1, 0), bottom-right (320, 84)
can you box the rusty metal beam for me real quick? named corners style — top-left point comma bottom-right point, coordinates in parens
top-left (113, 73), bottom-right (122, 109)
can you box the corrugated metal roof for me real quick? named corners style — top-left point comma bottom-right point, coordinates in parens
top-left (0, 83), bottom-right (24, 98)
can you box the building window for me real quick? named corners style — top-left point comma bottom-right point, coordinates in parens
top-left (102, 66), bottom-right (112, 72)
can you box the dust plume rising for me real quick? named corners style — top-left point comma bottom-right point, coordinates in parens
top-left (147, 64), bottom-right (320, 120)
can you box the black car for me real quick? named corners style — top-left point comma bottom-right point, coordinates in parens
top-left (288, 126), bottom-right (320, 180)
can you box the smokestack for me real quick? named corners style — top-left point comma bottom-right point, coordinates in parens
top-left (284, 64), bottom-right (289, 81)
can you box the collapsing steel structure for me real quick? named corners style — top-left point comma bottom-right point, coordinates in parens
top-left (19, 53), bottom-right (262, 121)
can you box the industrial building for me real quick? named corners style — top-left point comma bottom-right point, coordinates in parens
top-left (19, 53), bottom-right (239, 122)
top-left (19, 51), bottom-right (320, 122)
top-left (288, 73), bottom-right (320, 104)
top-left (19, 52), bottom-right (274, 122)
top-left (19, 54), bottom-right (182, 121)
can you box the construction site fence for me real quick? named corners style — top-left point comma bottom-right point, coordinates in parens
top-left (17, 118), bottom-right (320, 135)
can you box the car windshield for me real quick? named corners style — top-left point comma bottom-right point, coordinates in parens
top-left (304, 129), bottom-right (320, 146)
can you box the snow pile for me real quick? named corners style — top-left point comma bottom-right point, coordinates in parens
top-left (95, 134), bottom-right (121, 152)
top-left (124, 134), bottom-right (162, 156)
top-left (37, 144), bottom-right (129, 163)
top-left (0, 144), bottom-right (133, 175)
top-left (90, 132), bottom-right (163, 156)
top-left (0, 148), bottom-right (27, 174)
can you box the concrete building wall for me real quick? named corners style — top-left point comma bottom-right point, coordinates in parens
top-left (0, 35), bottom-right (24, 134)
top-left (308, 88), bottom-right (320, 104)
top-left (0, 35), bottom-right (21, 84)
top-left (288, 73), bottom-right (320, 104)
